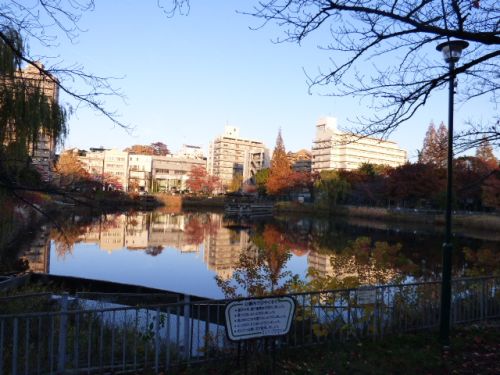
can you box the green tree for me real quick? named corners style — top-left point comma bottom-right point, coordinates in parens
top-left (255, 168), bottom-right (270, 196)
top-left (0, 2), bottom-right (127, 128)
top-left (228, 173), bottom-right (243, 193)
top-left (0, 28), bottom-right (67, 180)
top-left (315, 170), bottom-right (350, 207)
top-left (267, 129), bottom-right (292, 196)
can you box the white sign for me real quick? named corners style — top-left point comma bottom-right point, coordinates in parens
top-left (355, 287), bottom-right (377, 305)
top-left (225, 297), bottom-right (296, 341)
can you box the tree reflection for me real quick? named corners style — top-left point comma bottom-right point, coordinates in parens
top-left (305, 237), bottom-right (413, 291)
top-left (184, 214), bottom-right (219, 245)
top-left (462, 246), bottom-right (500, 277)
top-left (145, 245), bottom-right (163, 256)
top-left (216, 224), bottom-right (301, 298)
top-left (50, 214), bottom-right (112, 259)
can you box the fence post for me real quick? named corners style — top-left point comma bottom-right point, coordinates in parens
top-left (155, 308), bottom-right (160, 373)
top-left (480, 279), bottom-right (486, 321)
top-left (183, 295), bottom-right (191, 360)
top-left (12, 318), bottom-right (18, 375)
top-left (57, 293), bottom-right (68, 373)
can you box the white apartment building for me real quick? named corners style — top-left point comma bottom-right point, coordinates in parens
top-left (312, 117), bottom-right (407, 172)
top-left (207, 126), bottom-right (269, 187)
top-left (128, 154), bottom-right (152, 192)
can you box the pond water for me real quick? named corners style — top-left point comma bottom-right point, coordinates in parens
top-left (20, 209), bottom-right (500, 299)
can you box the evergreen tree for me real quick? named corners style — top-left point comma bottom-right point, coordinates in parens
top-left (267, 129), bottom-right (292, 195)
top-left (476, 138), bottom-right (498, 169)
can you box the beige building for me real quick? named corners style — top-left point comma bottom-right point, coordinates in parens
top-left (152, 155), bottom-right (205, 192)
top-left (312, 117), bottom-right (407, 172)
top-left (21, 64), bottom-right (59, 180)
top-left (207, 126), bottom-right (269, 187)
top-left (288, 149), bottom-right (312, 172)
top-left (79, 147), bottom-right (106, 177)
top-left (78, 148), bottom-right (129, 191)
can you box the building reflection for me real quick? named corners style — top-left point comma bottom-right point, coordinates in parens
top-left (21, 225), bottom-right (51, 273)
top-left (204, 213), bottom-right (256, 280)
top-left (27, 212), bottom-right (256, 280)
top-left (23, 213), bottom-right (403, 285)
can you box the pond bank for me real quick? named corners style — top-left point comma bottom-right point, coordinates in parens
top-left (275, 202), bottom-right (500, 231)
top-left (165, 196), bottom-right (500, 232)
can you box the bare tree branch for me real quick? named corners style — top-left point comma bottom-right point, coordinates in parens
top-left (242, 1), bottom-right (499, 148)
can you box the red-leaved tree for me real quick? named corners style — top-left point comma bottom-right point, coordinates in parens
top-left (186, 166), bottom-right (219, 195)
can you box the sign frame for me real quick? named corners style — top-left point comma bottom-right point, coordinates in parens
top-left (224, 296), bottom-right (296, 342)
top-left (353, 286), bottom-right (377, 305)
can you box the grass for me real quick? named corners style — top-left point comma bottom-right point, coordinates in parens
top-left (181, 324), bottom-right (500, 375)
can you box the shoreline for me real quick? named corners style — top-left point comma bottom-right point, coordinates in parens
top-left (274, 202), bottom-right (500, 232)
top-left (174, 196), bottom-right (500, 232)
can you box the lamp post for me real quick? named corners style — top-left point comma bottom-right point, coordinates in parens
top-left (436, 39), bottom-right (468, 346)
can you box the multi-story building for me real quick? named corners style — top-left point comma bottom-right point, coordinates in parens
top-left (207, 126), bottom-right (269, 187)
top-left (152, 155), bottom-right (206, 192)
top-left (103, 149), bottom-right (129, 191)
top-left (243, 150), bottom-right (269, 184)
top-left (288, 149), bottom-right (312, 172)
top-left (21, 63), bottom-right (59, 180)
top-left (311, 117), bottom-right (407, 172)
top-left (78, 148), bottom-right (129, 191)
top-left (84, 147), bottom-right (106, 176)
top-left (128, 154), bottom-right (152, 192)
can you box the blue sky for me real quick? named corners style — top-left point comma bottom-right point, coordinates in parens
top-left (29, 1), bottom-right (497, 160)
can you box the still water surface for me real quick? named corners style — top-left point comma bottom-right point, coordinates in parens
top-left (23, 209), bottom-right (500, 299)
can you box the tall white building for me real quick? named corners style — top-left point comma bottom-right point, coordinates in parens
top-left (207, 126), bottom-right (269, 187)
top-left (312, 117), bottom-right (407, 172)
top-left (128, 154), bottom-right (152, 192)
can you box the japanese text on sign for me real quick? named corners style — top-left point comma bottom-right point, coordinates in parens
top-left (225, 297), bottom-right (296, 341)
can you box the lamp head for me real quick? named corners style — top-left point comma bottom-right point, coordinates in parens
top-left (436, 40), bottom-right (469, 63)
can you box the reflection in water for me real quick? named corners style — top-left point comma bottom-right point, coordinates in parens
top-left (19, 210), bottom-right (500, 298)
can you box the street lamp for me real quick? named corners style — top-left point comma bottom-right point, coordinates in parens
top-left (436, 39), bottom-right (468, 346)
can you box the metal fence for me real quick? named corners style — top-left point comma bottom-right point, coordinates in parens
top-left (1, 276), bottom-right (499, 374)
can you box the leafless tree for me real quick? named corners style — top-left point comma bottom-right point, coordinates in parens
top-left (243, 1), bottom-right (499, 147)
